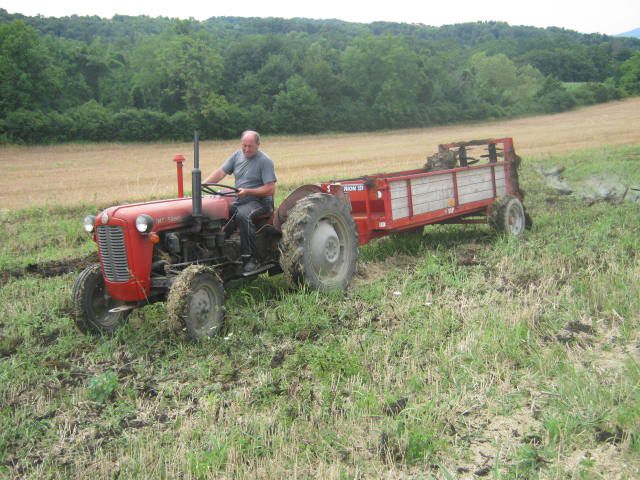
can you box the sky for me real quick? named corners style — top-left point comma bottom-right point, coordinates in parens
top-left (1, 0), bottom-right (639, 36)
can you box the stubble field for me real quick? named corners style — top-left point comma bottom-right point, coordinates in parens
top-left (1, 99), bottom-right (639, 479)
top-left (1, 97), bottom-right (639, 211)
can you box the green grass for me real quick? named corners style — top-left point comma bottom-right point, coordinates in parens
top-left (1, 145), bottom-right (640, 478)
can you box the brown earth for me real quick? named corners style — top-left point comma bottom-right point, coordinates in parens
top-left (0, 252), bottom-right (98, 287)
top-left (1, 98), bottom-right (639, 211)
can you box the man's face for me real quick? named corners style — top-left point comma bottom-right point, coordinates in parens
top-left (241, 135), bottom-right (259, 158)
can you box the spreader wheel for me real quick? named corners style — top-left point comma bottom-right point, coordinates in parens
top-left (491, 195), bottom-right (527, 237)
top-left (72, 263), bottom-right (129, 335)
top-left (167, 266), bottom-right (225, 341)
top-left (280, 193), bottom-right (358, 291)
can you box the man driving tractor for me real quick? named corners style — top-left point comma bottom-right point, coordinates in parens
top-left (204, 130), bottom-right (277, 273)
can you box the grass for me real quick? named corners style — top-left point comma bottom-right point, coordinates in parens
top-left (1, 141), bottom-right (640, 478)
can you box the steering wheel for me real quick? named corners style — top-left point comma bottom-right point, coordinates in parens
top-left (201, 183), bottom-right (240, 197)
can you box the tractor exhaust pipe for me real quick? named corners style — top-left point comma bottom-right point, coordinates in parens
top-left (192, 131), bottom-right (202, 218)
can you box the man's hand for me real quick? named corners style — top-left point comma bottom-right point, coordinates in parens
top-left (237, 183), bottom-right (276, 198)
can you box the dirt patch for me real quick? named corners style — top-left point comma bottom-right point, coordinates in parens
top-left (352, 254), bottom-right (418, 287)
top-left (538, 167), bottom-right (639, 204)
top-left (0, 335), bottom-right (23, 357)
top-left (562, 444), bottom-right (635, 478)
top-left (448, 405), bottom-right (543, 479)
top-left (26, 252), bottom-right (99, 277)
top-left (1, 252), bottom-right (99, 286)
top-left (552, 320), bottom-right (597, 347)
top-left (449, 243), bottom-right (486, 266)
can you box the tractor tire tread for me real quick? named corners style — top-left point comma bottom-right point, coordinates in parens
top-left (280, 193), bottom-right (358, 291)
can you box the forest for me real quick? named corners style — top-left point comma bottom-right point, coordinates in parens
top-left (1, 9), bottom-right (640, 143)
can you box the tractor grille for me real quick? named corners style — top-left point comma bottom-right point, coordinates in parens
top-left (97, 226), bottom-right (130, 282)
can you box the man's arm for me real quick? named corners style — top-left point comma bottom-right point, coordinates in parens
top-left (204, 168), bottom-right (227, 184)
top-left (238, 182), bottom-right (276, 198)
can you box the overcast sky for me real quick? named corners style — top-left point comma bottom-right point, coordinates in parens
top-left (2, 0), bottom-right (638, 36)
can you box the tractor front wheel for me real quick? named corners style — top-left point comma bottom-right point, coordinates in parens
top-left (72, 263), bottom-right (129, 335)
top-left (167, 266), bottom-right (225, 341)
top-left (280, 193), bottom-right (358, 291)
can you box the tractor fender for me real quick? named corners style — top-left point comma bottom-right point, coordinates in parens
top-left (273, 184), bottom-right (323, 231)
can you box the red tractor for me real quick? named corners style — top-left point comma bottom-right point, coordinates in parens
top-left (74, 135), bottom-right (529, 340)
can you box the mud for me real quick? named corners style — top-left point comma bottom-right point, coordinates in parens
top-left (352, 254), bottom-right (417, 287)
top-left (450, 243), bottom-right (486, 266)
top-left (1, 252), bottom-right (99, 287)
top-left (537, 166), bottom-right (639, 204)
top-left (0, 335), bottom-right (23, 357)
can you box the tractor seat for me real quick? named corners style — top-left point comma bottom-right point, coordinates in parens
top-left (253, 210), bottom-right (274, 225)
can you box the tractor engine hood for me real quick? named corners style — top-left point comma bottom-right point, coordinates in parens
top-left (97, 195), bottom-right (233, 232)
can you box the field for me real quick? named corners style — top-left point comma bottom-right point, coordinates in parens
top-left (1, 98), bottom-right (639, 212)
top-left (1, 100), bottom-right (640, 478)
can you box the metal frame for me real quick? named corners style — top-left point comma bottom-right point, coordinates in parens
top-left (321, 138), bottom-right (520, 245)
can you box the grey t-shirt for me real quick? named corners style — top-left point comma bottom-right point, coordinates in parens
top-left (221, 150), bottom-right (277, 207)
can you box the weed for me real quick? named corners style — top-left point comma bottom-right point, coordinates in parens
top-left (87, 371), bottom-right (119, 403)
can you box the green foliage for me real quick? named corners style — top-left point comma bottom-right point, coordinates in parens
top-left (87, 371), bottom-right (118, 403)
top-left (272, 75), bottom-right (323, 133)
top-left (464, 52), bottom-right (545, 117)
top-left (570, 80), bottom-right (622, 105)
top-left (111, 108), bottom-right (171, 141)
top-left (131, 32), bottom-right (223, 115)
top-left (533, 76), bottom-right (576, 113)
top-left (0, 13), bottom-right (639, 143)
top-left (189, 436), bottom-right (228, 476)
top-left (68, 100), bottom-right (113, 141)
top-left (620, 52), bottom-right (640, 94)
top-left (341, 35), bottom-right (427, 128)
top-left (0, 21), bottom-right (54, 115)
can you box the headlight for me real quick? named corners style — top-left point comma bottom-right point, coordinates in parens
top-left (83, 215), bottom-right (96, 233)
top-left (135, 214), bottom-right (154, 233)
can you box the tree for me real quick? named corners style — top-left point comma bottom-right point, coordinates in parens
top-left (271, 75), bottom-right (323, 133)
top-left (0, 21), bottom-right (56, 115)
top-left (131, 32), bottom-right (223, 115)
top-left (340, 35), bottom-right (426, 128)
top-left (619, 52), bottom-right (640, 94)
top-left (533, 76), bottom-right (576, 113)
top-left (301, 41), bottom-right (342, 104)
top-left (468, 52), bottom-right (544, 116)
top-left (232, 54), bottom-right (295, 111)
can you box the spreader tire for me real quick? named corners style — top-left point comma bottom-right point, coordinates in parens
top-left (491, 195), bottom-right (526, 237)
top-left (280, 193), bottom-right (358, 291)
top-left (72, 263), bottom-right (129, 335)
top-left (167, 266), bottom-right (225, 341)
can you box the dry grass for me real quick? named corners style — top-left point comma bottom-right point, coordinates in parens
top-left (1, 98), bottom-right (639, 211)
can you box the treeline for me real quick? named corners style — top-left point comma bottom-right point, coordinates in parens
top-left (1, 10), bottom-right (640, 143)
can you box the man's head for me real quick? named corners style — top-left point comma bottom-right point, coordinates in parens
top-left (241, 130), bottom-right (260, 158)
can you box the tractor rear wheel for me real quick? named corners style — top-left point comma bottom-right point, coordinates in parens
top-left (491, 195), bottom-right (526, 237)
top-left (72, 263), bottom-right (129, 335)
top-left (167, 266), bottom-right (225, 341)
top-left (280, 193), bottom-right (358, 291)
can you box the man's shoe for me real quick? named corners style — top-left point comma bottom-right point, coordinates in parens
top-left (243, 258), bottom-right (260, 273)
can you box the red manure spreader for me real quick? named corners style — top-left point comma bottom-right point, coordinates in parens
top-left (74, 135), bottom-right (530, 340)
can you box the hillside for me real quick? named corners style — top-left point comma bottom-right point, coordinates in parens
top-left (618, 27), bottom-right (640, 38)
top-left (1, 11), bottom-right (640, 144)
